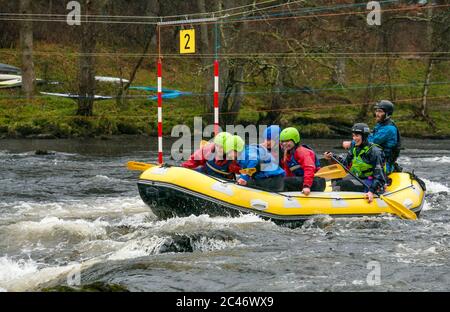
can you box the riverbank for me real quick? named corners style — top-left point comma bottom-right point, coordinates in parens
top-left (1, 90), bottom-right (449, 139)
top-left (1, 106), bottom-right (449, 140)
top-left (1, 44), bottom-right (449, 140)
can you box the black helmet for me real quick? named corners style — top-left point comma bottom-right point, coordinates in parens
top-left (352, 123), bottom-right (371, 137)
top-left (374, 100), bottom-right (394, 117)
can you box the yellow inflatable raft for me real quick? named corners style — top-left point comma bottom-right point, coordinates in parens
top-left (136, 165), bottom-right (425, 226)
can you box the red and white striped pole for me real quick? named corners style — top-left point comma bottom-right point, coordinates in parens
top-left (157, 58), bottom-right (163, 164)
top-left (214, 59), bottom-right (219, 135)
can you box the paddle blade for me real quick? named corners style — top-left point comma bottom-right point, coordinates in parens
top-left (315, 164), bottom-right (347, 179)
top-left (127, 161), bottom-right (156, 171)
top-left (381, 195), bottom-right (417, 220)
top-left (239, 168), bottom-right (257, 176)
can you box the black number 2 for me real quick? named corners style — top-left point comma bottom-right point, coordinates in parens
top-left (184, 34), bottom-right (191, 50)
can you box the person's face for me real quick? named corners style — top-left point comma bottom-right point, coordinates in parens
top-left (264, 139), bottom-right (278, 149)
top-left (215, 144), bottom-right (224, 155)
top-left (281, 140), bottom-right (295, 151)
top-left (226, 150), bottom-right (238, 160)
top-left (352, 133), bottom-right (363, 146)
top-left (375, 108), bottom-right (386, 122)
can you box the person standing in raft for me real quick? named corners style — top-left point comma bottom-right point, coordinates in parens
top-left (279, 127), bottom-right (326, 195)
top-left (342, 100), bottom-right (401, 175)
top-left (324, 123), bottom-right (386, 203)
top-left (182, 132), bottom-right (240, 180)
top-left (224, 135), bottom-right (286, 192)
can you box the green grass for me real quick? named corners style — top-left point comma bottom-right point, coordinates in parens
top-left (1, 44), bottom-right (449, 139)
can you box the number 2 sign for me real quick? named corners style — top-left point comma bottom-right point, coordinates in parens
top-left (180, 29), bottom-right (196, 54)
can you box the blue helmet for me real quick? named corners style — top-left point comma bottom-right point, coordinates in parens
top-left (263, 125), bottom-right (281, 143)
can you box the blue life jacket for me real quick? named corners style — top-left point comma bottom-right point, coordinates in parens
top-left (286, 145), bottom-right (320, 176)
top-left (238, 145), bottom-right (285, 181)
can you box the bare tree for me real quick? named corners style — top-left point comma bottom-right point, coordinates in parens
top-left (20, 0), bottom-right (35, 102)
top-left (415, 2), bottom-right (448, 129)
top-left (77, 0), bottom-right (97, 116)
top-left (114, 0), bottom-right (160, 109)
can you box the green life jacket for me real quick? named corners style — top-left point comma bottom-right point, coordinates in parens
top-left (350, 144), bottom-right (377, 178)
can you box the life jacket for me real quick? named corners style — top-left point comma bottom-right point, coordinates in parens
top-left (285, 145), bottom-right (320, 176)
top-left (239, 145), bottom-right (285, 179)
top-left (203, 146), bottom-right (234, 179)
top-left (350, 143), bottom-right (378, 178)
top-left (388, 120), bottom-right (401, 163)
top-left (372, 119), bottom-right (401, 163)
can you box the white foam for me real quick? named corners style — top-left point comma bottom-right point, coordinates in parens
top-left (0, 196), bottom-right (149, 221)
top-left (107, 235), bottom-right (167, 260)
top-left (397, 156), bottom-right (412, 165)
top-left (80, 175), bottom-right (124, 184)
top-left (0, 256), bottom-right (39, 288)
top-left (6, 217), bottom-right (109, 242)
top-left (107, 233), bottom-right (242, 261)
top-left (0, 255), bottom-right (107, 292)
top-left (191, 237), bottom-right (241, 252)
top-left (421, 179), bottom-right (449, 194)
top-left (422, 201), bottom-right (432, 211)
top-left (421, 156), bottom-right (450, 164)
top-left (0, 262), bottom-right (85, 292)
top-left (152, 213), bottom-right (268, 231)
top-left (351, 280), bottom-right (365, 286)
top-left (394, 243), bottom-right (442, 264)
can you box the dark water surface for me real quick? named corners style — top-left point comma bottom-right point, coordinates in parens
top-left (0, 137), bottom-right (449, 291)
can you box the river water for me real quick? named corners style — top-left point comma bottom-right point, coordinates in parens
top-left (0, 137), bottom-right (449, 292)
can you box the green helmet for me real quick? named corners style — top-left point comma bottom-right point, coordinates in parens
top-left (280, 127), bottom-right (300, 144)
top-left (213, 132), bottom-right (232, 147)
top-left (224, 135), bottom-right (245, 153)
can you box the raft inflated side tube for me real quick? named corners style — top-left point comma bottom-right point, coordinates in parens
top-left (136, 166), bottom-right (425, 223)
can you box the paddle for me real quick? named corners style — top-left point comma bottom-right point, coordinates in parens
top-left (380, 195), bottom-right (417, 220)
top-left (239, 168), bottom-right (257, 176)
top-left (127, 140), bottom-right (210, 171)
top-left (329, 155), bottom-right (416, 220)
top-left (314, 164), bottom-right (347, 179)
top-left (127, 161), bottom-right (157, 171)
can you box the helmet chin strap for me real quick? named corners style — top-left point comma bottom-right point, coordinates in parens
top-left (380, 112), bottom-right (391, 122)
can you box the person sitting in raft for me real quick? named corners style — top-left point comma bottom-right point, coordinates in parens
top-left (279, 127), bottom-right (326, 195)
top-left (260, 125), bottom-right (282, 164)
top-left (324, 123), bottom-right (386, 203)
top-left (182, 132), bottom-right (240, 180)
top-left (342, 100), bottom-right (401, 175)
top-left (224, 135), bottom-right (286, 192)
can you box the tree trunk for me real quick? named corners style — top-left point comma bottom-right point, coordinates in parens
top-left (419, 58), bottom-right (436, 129)
top-left (116, 37), bottom-right (152, 109)
top-left (332, 58), bottom-right (346, 86)
top-left (197, 0), bottom-right (215, 121)
top-left (77, 0), bottom-right (97, 116)
top-left (217, 0), bottom-right (249, 127)
top-left (222, 62), bottom-right (244, 126)
top-left (357, 60), bottom-right (375, 121)
top-left (267, 63), bottom-right (284, 124)
top-left (20, 0), bottom-right (35, 102)
top-left (417, 3), bottom-right (436, 129)
top-left (115, 0), bottom-right (159, 109)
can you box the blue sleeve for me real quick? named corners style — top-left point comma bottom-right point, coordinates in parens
top-left (238, 148), bottom-right (259, 181)
top-left (240, 173), bottom-right (251, 182)
top-left (368, 125), bottom-right (397, 148)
